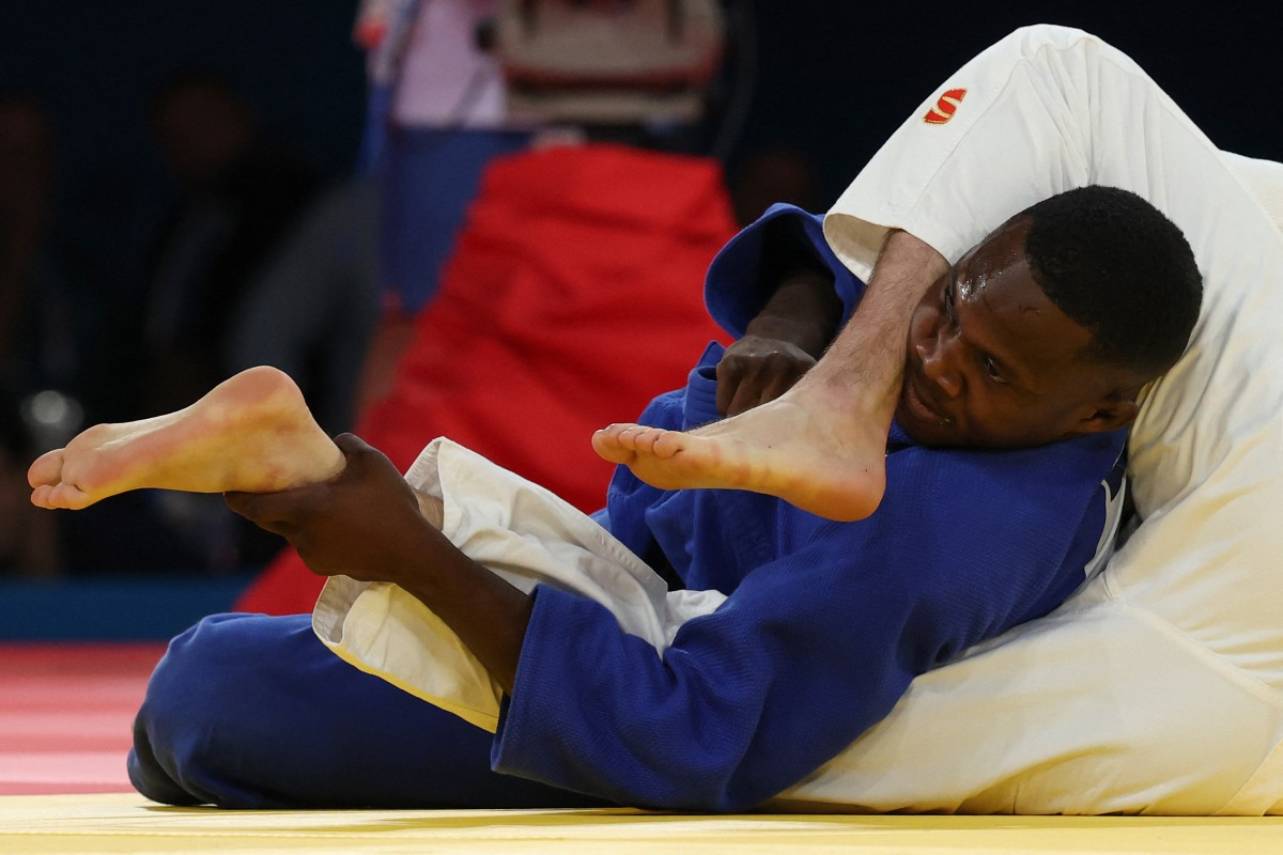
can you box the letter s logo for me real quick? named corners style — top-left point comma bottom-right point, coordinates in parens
top-left (924, 88), bottom-right (967, 124)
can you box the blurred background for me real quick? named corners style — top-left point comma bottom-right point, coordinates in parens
top-left (1, 0), bottom-right (1278, 637)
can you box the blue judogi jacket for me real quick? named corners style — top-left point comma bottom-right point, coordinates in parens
top-left (490, 205), bottom-right (1127, 810)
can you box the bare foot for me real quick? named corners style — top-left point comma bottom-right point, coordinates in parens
top-left (592, 385), bottom-right (888, 522)
top-left (592, 226), bottom-right (947, 521)
top-left (28, 366), bottom-right (345, 511)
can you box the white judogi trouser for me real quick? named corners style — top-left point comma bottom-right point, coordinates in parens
top-left (316, 25), bottom-right (1283, 814)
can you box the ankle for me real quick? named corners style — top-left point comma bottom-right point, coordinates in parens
top-left (796, 368), bottom-right (897, 422)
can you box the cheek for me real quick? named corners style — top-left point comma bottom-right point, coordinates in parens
top-left (908, 303), bottom-right (939, 348)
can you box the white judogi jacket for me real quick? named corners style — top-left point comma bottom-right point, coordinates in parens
top-left (317, 25), bottom-right (1283, 814)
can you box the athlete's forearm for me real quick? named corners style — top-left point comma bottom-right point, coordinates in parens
top-left (397, 528), bottom-right (532, 694)
top-left (743, 269), bottom-right (843, 358)
top-left (742, 215), bottom-right (844, 357)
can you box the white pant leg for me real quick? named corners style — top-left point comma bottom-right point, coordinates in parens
top-left (798, 25), bottom-right (1283, 814)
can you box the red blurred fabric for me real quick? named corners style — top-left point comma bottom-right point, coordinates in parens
top-left (236, 145), bottom-right (734, 614)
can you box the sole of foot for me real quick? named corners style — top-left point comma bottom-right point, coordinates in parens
top-left (591, 395), bottom-right (887, 521)
top-left (28, 366), bottom-right (344, 511)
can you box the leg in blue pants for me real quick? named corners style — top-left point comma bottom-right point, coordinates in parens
top-left (129, 612), bottom-right (603, 808)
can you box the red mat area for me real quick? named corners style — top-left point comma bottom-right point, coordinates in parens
top-left (0, 644), bottom-right (164, 795)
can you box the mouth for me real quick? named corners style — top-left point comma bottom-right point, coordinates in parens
top-left (901, 365), bottom-right (953, 428)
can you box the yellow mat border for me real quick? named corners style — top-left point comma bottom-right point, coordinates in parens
top-left (3, 794), bottom-right (1283, 854)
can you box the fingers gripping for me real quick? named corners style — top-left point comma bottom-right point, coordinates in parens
top-left (716, 337), bottom-right (815, 416)
top-left (716, 358), bottom-right (743, 416)
top-left (224, 491), bottom-right (304, 537)
top-left (332, 432), bottom-right (373, 456)
top-left (223, 432), bottom-right (369, 525)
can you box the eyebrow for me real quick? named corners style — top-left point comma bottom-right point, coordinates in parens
top-left (950, 269), bottom-right (1039, 395)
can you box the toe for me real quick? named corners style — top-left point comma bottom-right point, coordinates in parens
top-left (49, 482), bottom-right (92, 511)
top-left (631, 428), bottom-right (660, 453)
top-left (591, 429), bottom-right (635, 464)
top-left (596, 423), bottom-right (632, 439)
top-left (30, 484), bottom-right (53, 509)
top-left (27, 449), bottom-right (64, 488)
top-left (614, 426), bottom-right (644, 451)
top-left (651, 430), bottom-right (690, 460)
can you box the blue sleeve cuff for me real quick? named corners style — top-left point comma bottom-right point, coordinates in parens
top-left (490, 584), bottom-right (591, 789)
top-left (703, 203), bottom-right (864, 338)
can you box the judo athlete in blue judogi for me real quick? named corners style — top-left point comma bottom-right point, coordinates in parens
top-left (118, 186), bottom-right (1201, 811)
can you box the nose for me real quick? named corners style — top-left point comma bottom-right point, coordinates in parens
top-left (917, 332), bottom-right (964, 399)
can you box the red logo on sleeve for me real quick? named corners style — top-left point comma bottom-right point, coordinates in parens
top-left (924, 88), bottom-right (967, 124)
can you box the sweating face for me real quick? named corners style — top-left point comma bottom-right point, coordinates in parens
top-left (895, 218), bottom-right (1141, 448)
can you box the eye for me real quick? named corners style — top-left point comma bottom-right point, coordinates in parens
top-left (941, 280), bottom-right (956, 325)
top-left (983, 355), bottom-right (1007, 384)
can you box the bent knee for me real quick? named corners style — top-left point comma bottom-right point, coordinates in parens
top-left (132, 613), bottom-right (314, 807)
top-left (141, 613), bottom-right (268, 723)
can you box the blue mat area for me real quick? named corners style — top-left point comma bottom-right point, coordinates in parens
top-left (0, 576), bottom-right (254, 641)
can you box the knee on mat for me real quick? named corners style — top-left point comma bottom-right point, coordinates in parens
top-left (128, 713), bottom-right (201, 806)
top-left (130, 613), bottom-right (273, 806)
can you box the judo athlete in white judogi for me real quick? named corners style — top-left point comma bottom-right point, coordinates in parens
top-left (35, 25), bottom-right (1283, 812)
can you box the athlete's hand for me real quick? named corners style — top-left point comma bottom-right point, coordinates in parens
top-left (716, 335), bottom-right (817, 416)
top-left (225, 433), bottom-right (430, 585)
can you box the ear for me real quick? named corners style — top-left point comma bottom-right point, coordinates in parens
top-left (1072, 388), bottom-right (1140, 435)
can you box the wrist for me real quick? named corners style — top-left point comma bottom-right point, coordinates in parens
top-left (743, 315), bottom-right (830, 358)
top-left (749, 268), bottom-right (842, 357)
top-left (391, 525), bottom-right (532, 692)
top-left (379, 516), bottom-right (448, 591)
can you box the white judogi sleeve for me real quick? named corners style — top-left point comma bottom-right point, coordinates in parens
top-left (782, 24), bottom-right (1283, 815)
top-left (311, 438), bottom-right (725, 732)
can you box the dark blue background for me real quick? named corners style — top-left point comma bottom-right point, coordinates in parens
top-left (4, 1), bottom-right (1279, 222)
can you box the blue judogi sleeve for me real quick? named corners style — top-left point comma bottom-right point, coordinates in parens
top-left (703, 203), bottom-right (863, 338)
top-left (490, 340), bottom-right (1125, 810)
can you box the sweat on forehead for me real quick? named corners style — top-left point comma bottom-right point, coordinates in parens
top-left (958, 218), bottom-right (1031, 296)
top-left (956, 225), bottom-right (1094, 374)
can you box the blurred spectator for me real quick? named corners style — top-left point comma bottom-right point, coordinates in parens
top-left (353, 0), bottom-right (730, 404)
top-left (0, 96), bottom-right (80, 405)
top-left (227, 176), bottom-right (381, 436)
top-left (0, 391), bottom-right (59, 576)
top-left (0, 96), bottom-right (79, 578)
top-left (136, 71), bottom-right (320, 416)
top-left (355, 0), bottom-right (531, 407)
top-left (98, 71), bottom-right (341, 572)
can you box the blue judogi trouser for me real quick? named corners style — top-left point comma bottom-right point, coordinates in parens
top-left (128, 612), bottom-right (600, 808)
